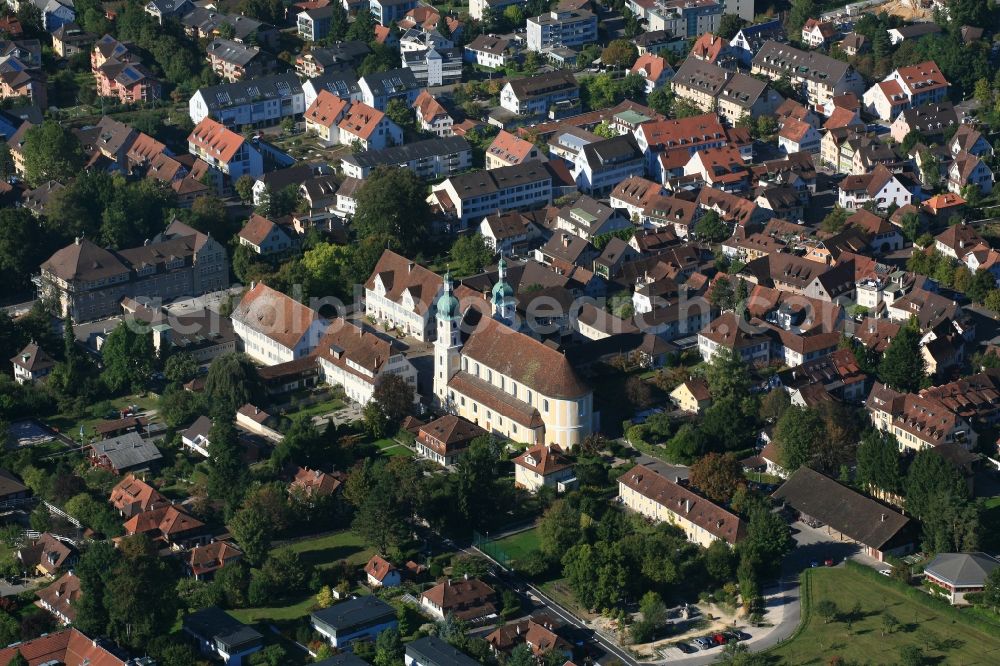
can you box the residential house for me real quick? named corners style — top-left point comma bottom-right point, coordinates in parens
top-left (513, 444), bottom-right (575, 493)
top-left (365, 555), bottom-right (402, 588)
top-left (51, 23), bottom-right (94, 57)
top-left (187, 541), bottom-right (243, 580)
top-left (716, 73), bottom-right (783, 125)
top-left (303, 72), bottom-right (362, 109)
top-left (0, 628), bottom-right (132, 664)
top-left (479, 211), bottom-right (544, 255)
top-left (889, 101), bottom-right (959, 143)
top-left (312, 597), bottom-right (398, 648)
top-left (837, 32), bottom-right (867, 56)
top-left (485, 615), bottom-right (571, 661)
top-left (464, 34), bottom-right (512, 69)
top-left (772, 466), bottom-right (915, 561)
top-left (109, 474), bottom-right (169, 518)
top-left (10, 342), bottom-right (54, 384)
top-left (486, 130), bottom-right (547, 170)
top-left (188, 73), bottom-right (305, 127)
top-left (801, 18), bottom-right (836, 48)
top-left (296, 43), bottom-right (369, 78)
top-left (237, 214), bottom-right (295, 256)
top-left (618, 463), bottom-right (746, 547)
top-left (145, 0), bottom-right (194, 23)
top-left (630, 53), bottom-right (674, 94)
top-left (838, 165), bottom-right (913, 210)
top-left (671, 57), bottom-right (728, 113)
top-left (180, 9), bottom-right (278, 47)
top-left (187, 117), bottom-right (264, 182)
top-left (337, 101), bottom-right (402, 150)
top-left (610, 176), bottom-right (664, 220)
top-left (729, 19), bottom-right (785, 65)
top-left (947, 151), bottom-right (994, 195)
top-left (341, 136), bottom-right (472, 180)
top-left (420, 578), bottom-right (497, 622)
top-left (935, 222), bottom-right (984, 260)
top-left (670, 378), bottom-right (712, 414)
top-left (124, 504), bottom-right (206, 548)
top-left (206, 37), bottom-right (269, 82)
top-left (684, 145), bottom-right (750, 192)
top-left (414, 414), bottom-right (487, 466)
top-left (91, 35), bottom-right (159, 103)
top-left (950, 124), bottom-right (993, 158)
top-left (862, 61), bottom-right (949, 121)
top-left (35, 572), bottom-right (80, 625)
top-left (304, 90), bottom-right (350, 145)
top-left (89, 431), bottom-right (162, 475)
top-left (184, 606), bottom-right (263, 666)
top-left (359, 68), bottom-right (421, 111)
top-left (526, 8), bottom-right (597, 52)
top-left (778, 118), bottom-right (821, 155)
top-left (413, 90), bottom-right (453, 136)
top-left (18, 533), bottom-right (75, 577)
top-left (289, 467), bottom-right (342, 502)
top-left (499, 70), bottom-right (579, 118)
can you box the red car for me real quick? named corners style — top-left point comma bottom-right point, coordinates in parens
top-left (824, 558), bottom-right (835, 567)
top-left (713, 633), bottom-right (728, 646)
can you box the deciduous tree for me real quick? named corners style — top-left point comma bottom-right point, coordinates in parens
top-left (689, 452), bottom-right (745, 503)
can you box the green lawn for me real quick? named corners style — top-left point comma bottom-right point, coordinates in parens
top-left (280, 530), bottom-right (374, 570)
top-left (770, 567), bottom-right (1000, 664)
top-left (228, 593), bottom-right (317, 623)
top-left (491, 527), bottom-right (541, 564)
top-left (282, 395), bottom-right (347, 422)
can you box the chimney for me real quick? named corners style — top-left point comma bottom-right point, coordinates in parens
top-left (675, 475), bottom-right (681, 483)
top-left (881, 513), bottom-right (887, 522)
top-left (408, 261), bottom-right (415, 273)
top-left (685, 499), bottom-right (691, 513)
top-left (561, 233), bottom-right (570, 248)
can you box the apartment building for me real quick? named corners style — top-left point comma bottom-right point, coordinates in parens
top-left (401, 47), bottom-right (463, 87)
top-left (464, 34), bottom-right (513, 69)
top-left (341, 136), bottom-right (472, 180)
top-left (618, 463), bottom-right (746, 547)
top-left (862, 61), bottom-right (949, 121)
top-left (205, 37), bottom-right (269, 82)
top-left (189, 73), bottom-right (305, 127)
top-left (752, 41), bottom-right (865, 111)
top-left (413, 90), bottom-right (454, 136)
top-left (526, 8), bottom-right (597, 52)
top-left (642, 0), bottom-right (722, 39)
top-left (359, 68), bottom-right (421, 111)
top-left (429, 162), bottom-right (554, 226)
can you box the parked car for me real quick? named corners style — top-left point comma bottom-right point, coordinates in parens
top-left (824, 558), bottom-right (835, 567)
top-left (727, 630), bottom-right (751, 641)
top-left (693, 637), bottom-right (713, 650)
top-left (712, 633), bottom-right (728, 646)
top-left (675, 642), bottom-right (698, 654)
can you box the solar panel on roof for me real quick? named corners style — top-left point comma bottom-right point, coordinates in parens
top-left (216, 91), bottom-right (231, 105)
top-left (247, 85), bottom-right (260, 97)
